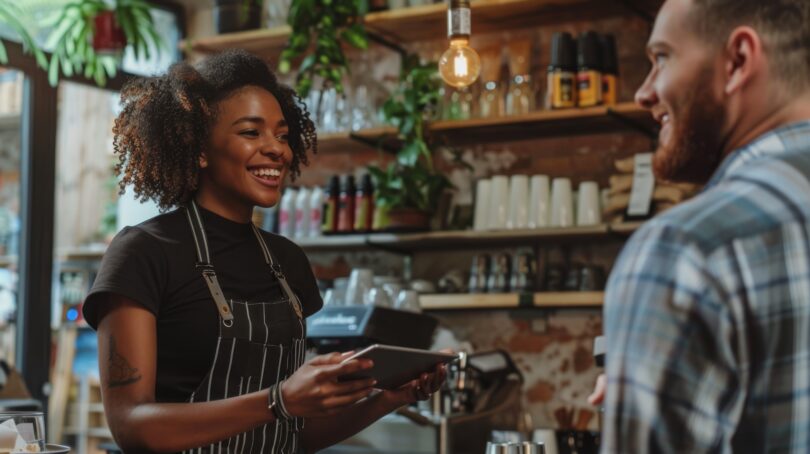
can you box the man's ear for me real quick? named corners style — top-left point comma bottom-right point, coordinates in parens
top-left (199, 151), bottom-right (208, 169)
top-left (724, 26), bottom-right (763, 95)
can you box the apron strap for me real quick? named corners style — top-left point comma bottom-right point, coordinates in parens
top-left (184, 201), bottom-right (234, 325)
top-left (250, 224), bottom-right (304, 320)
top-left (184, 200), bottom-right (303, 323)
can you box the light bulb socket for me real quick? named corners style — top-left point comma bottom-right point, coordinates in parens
top-left (447, 0), bottom-right (471, 39)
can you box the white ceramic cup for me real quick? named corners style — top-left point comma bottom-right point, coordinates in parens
top-left (533, 429), bottom-right (559, 454)
top-left (577, 181), bottom-right (601, 226)
top-left (488, 176), bottom-right (510, 230)
top-left (507, 175), bottom-right (530, 229)
top-left (473, 179), bottom-right (492, 231)
top-left (528, 175), bottom-right (550, 228)
top-left (550, 178), bottom-right (574, 227)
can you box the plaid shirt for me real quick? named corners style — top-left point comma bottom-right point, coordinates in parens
top-left (603, 120), bottom-right (810, 453)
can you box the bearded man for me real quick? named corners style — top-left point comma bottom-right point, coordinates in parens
top-left (594, 0), bottom-right (810, 451)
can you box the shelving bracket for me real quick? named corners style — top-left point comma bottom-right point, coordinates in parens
top-left (366, 31), bottom-right (408, 58)
top-left (364, 238), bottom-right (412, 256)
top-left (614, 0), bottom-right (656, 24)
top-left (348, 131), bottom-right (401, 153)
top-left (606, 108), bottom-right (659, 140)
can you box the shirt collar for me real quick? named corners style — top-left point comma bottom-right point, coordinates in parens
top-left (706, 120), bottom-right (810, 188)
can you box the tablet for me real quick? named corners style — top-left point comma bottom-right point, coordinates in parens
top-left (340, 344), bottom-right (458, 390)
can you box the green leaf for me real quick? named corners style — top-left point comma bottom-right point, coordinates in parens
top-left (341, 23), bottom-right (368, 49)
top-left (299, 54), bottom-right (317, 73)
top-left (0, 41), bottom-right (7, 65)
top-left (48, 54), bottom-right (60, 87)
top-left (94, 59), bottom-right (107, 86)
top-left (397, 142), bottom-right (421, 166)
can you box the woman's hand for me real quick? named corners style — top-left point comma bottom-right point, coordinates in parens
top-left (281, 352), bottom-right (376, 418)
top-left (384, 362), bottom-right (449, 407)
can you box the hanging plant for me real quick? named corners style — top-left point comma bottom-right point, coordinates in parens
top-left (368, 54), bottom-right (451, 218)
top-left (44, 0), bottom-right (163, 87)
top-left (279, 0), bottom-right (369, 97)
top-left (0, 0), bottom-right (48, 68)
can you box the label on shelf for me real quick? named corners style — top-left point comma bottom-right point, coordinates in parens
top-left (628, 153), bottom-right (655, 217)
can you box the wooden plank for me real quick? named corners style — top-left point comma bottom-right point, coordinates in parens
top-left (185, 26), bottom-right (292, 57)
top-left (48, 326), bottom-right (77, 444)
top-left (0, 113), bottom-right (20, 132)
top-left (609, 221), bottom-right (644, 235)
top-left (183, 0), bottom-right (664, 58)
top-left (533, 291), bottom-right (603, 307)
top-left (367, 224), bottom-right (610, 250)
top-left (365, 0), bottom-right (620, 43)
top-left (420, 292), bottom-right (604, 310)
top-left (428, 102), bottom-right (655, 144)
top-left (420, 293), bottom-right (519, 309)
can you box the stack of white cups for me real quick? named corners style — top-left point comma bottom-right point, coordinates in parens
top-left (474, 175), bottom-right (602, 230)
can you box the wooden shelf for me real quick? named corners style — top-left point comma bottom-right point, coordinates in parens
top-left (58, 223), bottom-right (642, 259)
top-left (419, 291), bottom-right (603, 310)
top-left (317, 103), bottom-right (654, 152)
top-left (185, 25), bottom-right (292, 59)
top-left (0, 255), bottom-right (16, 268)
top-left (366, 224), bottom-right (610, 251)
top-left (317, 126), bottom-right (397, 154)
top-left (0, 113), bottom-right (20, 132)
top-left (295, 223), bottom-right (641, 252)
top-left (610, 221), bottom-right (644, 235)
top-left (183, 0), bottom-right (663, 59)
top-left (429, 103), bottom-right (656, 144)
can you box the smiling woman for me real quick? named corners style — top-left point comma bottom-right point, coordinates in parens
top-left (79, 49), bottom-right (446, 454)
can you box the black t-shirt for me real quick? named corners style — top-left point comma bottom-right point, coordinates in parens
top-left (83, 206), bottom-right (323, 403)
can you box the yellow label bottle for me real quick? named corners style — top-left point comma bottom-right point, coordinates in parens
top-left (602, 73), bottom-right (618, 106)
top-left (577, 70), bottom-right (602, 107)
top-left (547, 70), bottom-right (577, 109)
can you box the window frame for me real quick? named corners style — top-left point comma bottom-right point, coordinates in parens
top-left (4, 0), bottom-right (185, 405)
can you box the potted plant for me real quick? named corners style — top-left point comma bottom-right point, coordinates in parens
top-left (213, 0), bottom-right (262, 34)
top-left (279, 0), bottom-right (369, 97)
top-left (368, 55), bottom-right (451, 232)
top-left (44, 0), bottom-right (162, 87)
top-left (0, 0), bottom-right (47, 68)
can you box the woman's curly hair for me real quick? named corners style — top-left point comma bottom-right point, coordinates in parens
top-left (113, 49), bottom-right (317, 210)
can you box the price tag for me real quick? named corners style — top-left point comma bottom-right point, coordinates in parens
top-left (627, 153), bottom-right (655, 217)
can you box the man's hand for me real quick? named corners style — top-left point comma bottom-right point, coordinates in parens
top-left (588, 373), bottom-right (606, 406)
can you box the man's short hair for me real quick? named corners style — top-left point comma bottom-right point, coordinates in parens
top-left (689, 0), bottom-right (810, 91)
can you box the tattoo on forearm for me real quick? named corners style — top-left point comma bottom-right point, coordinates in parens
top-left (108, 335), bottom-right (142, 388)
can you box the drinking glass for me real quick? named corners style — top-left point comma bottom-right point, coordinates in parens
top-left (364, 287), bottom-right (391, 307)
top-left (0, 411), bottom-right (45, 451)
top-left (395, 289), bottom-right (421, 313)
top-left (345, 269), bottom-right (374, 306)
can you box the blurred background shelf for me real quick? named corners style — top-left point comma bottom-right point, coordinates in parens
top-left (419, 291), bottom-right (604, 310)
top-left (428, 103), bottom-right (656, 144)
top-left (295, 223), bottom-right (643, 252)
top-left (322, 103), bottom-right (656, 154)
top-left (58, 223), bottom-right (645, 258)
top-left (0, 113), bottom-right (20, 132)
top-left (183, 0), bottom-right (663, 59)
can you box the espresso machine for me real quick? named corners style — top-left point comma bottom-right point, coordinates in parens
top-left (306, 305), bottom-right (439, 352)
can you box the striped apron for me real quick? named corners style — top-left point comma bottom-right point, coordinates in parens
top-left (183, 201), bottom-right (306, 453)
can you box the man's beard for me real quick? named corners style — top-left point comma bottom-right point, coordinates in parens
top-left (652, 71), bottom-right (726, 184)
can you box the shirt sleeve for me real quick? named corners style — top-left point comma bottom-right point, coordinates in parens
top-left (82, 226), bottom-right (168, 329)
top-left (601, 221), bottom-right (742, 453)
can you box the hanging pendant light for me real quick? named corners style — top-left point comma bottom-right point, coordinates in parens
top-left (438, 0), bottom-right (481, 88)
